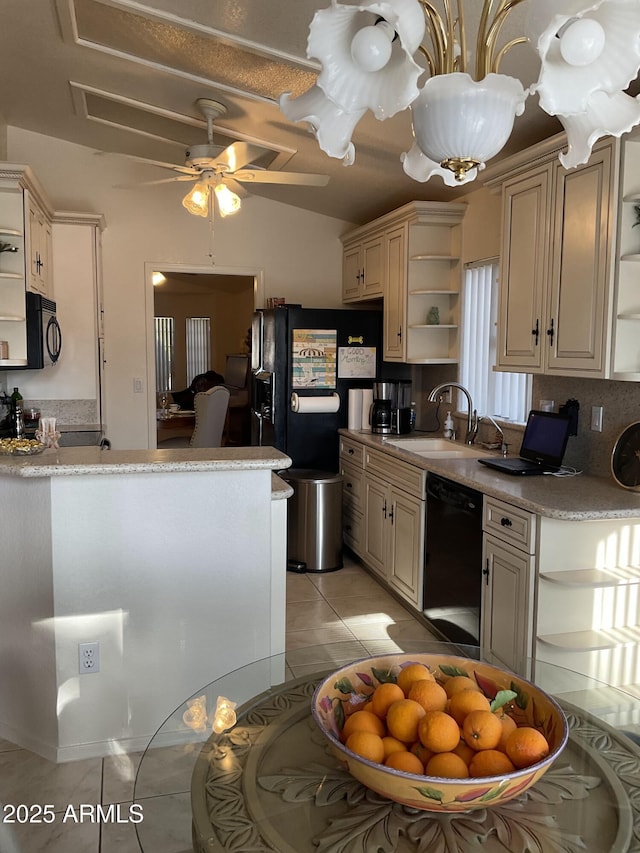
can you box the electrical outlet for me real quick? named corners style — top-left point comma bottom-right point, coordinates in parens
top-left (133, 377), bottom-right (143, 394)
top-left (591, 405), bottom-right (604, 432)
top-left (78, 642), bottom-right (100, 674)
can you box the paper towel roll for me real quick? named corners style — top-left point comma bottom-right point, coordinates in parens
top-left (348, 389), bottom-right (363, 430)
top-left (361, 389), bottom-right (373, 430)
top-left (290, 392), bottom-right (340, 414)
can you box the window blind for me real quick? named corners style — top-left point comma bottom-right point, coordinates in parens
top-left (186, 317), bottom-right (211, 385)
top-left (154, 316), bottom-right (174, 392)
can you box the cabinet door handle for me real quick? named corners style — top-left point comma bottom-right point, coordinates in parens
top-left (382, 499), bottom-right (387, 519)
top-left (531, 318), bottom-right (539, 346)
top-left (348, 447), bottom-right (354, 455)
top-left (546, 317), bottom-right (555, 347)
top-left (345, 481), bottom-right (353, 489)
top-left (483, 559), bottom-right (490, 585)
top-left (389, 506), bottom-right (394, 524)
top-left (397, 325), bottom-right (402, 340)
top-left (500, 517), bottom-right (512, 527)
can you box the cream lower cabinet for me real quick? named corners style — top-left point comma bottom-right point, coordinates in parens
top-left (340, 435), bottom-right (426, 609)
top-left (481, 497), bottom-right (536, 675)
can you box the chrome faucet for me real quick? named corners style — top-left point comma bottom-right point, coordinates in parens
top-left (427, 382), bottom-right (477, 445)
top-left (478, 414), bottom-right (508, 456)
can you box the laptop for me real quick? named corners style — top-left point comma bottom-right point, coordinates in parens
top-left (478, 410), bottom-right (572, 476)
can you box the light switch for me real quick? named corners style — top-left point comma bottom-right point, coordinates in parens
top-left (590, 405), bottom-right (604, 432)
top-left (133, 377), bottom-right (144, 394)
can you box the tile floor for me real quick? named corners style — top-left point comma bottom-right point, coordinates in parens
top-left (0, 554), bottom-right (439, 852)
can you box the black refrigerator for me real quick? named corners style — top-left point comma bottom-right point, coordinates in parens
top-left (251, 306), bottom-right (382, 471)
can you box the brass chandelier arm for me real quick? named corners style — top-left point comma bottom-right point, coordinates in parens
top-left (417, 44), bottom-right (436, 78)
top-left (480, 0), bottom-right (529, 78)
top-left (492, 36), bottom-right (529, 74)
top-left (419, 0), bottom-right (449, 75)
top-left (454, 0), bottom-right (466, 75)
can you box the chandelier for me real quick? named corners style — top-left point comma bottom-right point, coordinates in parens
top-left (280, 0), bottom-right (640, 186)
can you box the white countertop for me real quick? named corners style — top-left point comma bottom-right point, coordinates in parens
top-left (0, 445), bottom-right (292, 479)
top-left (341, 429), bottom-right (640, 521)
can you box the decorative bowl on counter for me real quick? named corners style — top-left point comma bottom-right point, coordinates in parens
top-left (311, 653), bottom-right (569, 813)
top-left (0, 437), bottom-right (46, 455)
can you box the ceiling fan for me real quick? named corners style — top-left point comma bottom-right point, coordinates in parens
top-left (118, 98), bottom-right (330, 218)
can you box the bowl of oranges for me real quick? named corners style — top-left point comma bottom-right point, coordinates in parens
top-left (312, 653), bottom-right (568, 812)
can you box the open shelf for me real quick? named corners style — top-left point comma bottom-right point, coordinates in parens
top-left (538, 626), bottom-right (640, 651)
top-left (410, 254), bottom-right (460, 262)
top-left (407, 357), bottom-right (458, 365)
top-left (0, 227), bottom-right (23, 237)
top-left (0, 272), bottom-right (23, 280)
top-left (0, 358), bottom-right (27, 367)
top-left (409, 323), bottom-right (457, 330)
top-left (539, 568), bottom-right (640, 587)
top-left (0, 314), bottom-right (26, 322)
top-left (620, 254), bottom-right (640, 262)
top-left (409, 289), bottom-right (459, 296)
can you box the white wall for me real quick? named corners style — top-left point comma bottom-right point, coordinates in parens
top-left (6, 128), bottom-right (351, 448)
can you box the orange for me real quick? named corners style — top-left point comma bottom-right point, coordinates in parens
top-left (494, 711), bottom-right (518, 752)
top-left (452, 739), bottom-right (475, 766)
top-left (426, 751), bottom-right (470, 779)
top-left (340, 709), bottom-right (386, 742)
top-left (370, 682), bottom-right (405, 719)
top-left (384, 750), bottom-right (425, 775)
top-left (469, 749), bottom-right (516, 778)
top-left (345, 730), bottom-right (385, 764)
top-left (408, 679), bottom-right (448, 712)
top-left (410, 741), bottom-right (433, 765)
top-left (381, 736), bottom-right (408, 759)
top-left (385, 699), bottom-right (426, 743)
top-left (462, 709), bottom-right (503, 751)
top-left (448, 689), bottom-right (491, 725)
top-left (505, 726), bottom-right (550, 769)
top-left (417, 710), bottom-right (460, 753)
top-left (396, 663), bottom-right (434, 696)
top-left (443, 675), bottom-right (481, 699)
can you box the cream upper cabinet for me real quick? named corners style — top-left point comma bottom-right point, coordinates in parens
top-left (26, 191), bottom-right (53, 298)
top-left (496, 138), bottom-right (616, 378)
top-left (341, 230), bottom-right (384, 302)
top-left (343, 201), bottom-right (466, 364)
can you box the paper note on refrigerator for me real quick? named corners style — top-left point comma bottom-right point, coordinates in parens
top-left (338, 346), bottom-right (377, 379)
top-left (291, 329), bottom-right (337, 388)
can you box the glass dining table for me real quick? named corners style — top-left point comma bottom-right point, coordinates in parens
top-left (132, 641), bottom-right (640, 853)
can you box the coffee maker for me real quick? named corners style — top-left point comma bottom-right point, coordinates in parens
top-left (371, 381), bottom-right (413, 435)
top-left (371, 381), bottom-right (394, 434)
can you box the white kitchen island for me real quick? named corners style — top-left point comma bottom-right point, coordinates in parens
top-left (0, 445), bottom-right (291, 762)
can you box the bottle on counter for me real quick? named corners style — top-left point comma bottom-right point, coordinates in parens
top-left (10, 387), bottom-right (24, 438)
top-left (409, 402), bottom-right (417, 432)
top-left (443, 411), bottom-right (454, 439)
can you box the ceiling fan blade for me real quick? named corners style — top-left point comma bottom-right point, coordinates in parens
top-left (96, 150), bottom-right (199, 176)
top-left (233, 170), bottom-right (330, 187)
top-left (222, 177), bottom-right (249, 199)
top-left (215, 141), bottom-right (267, 172)
top-left (117, 175), bottom-right (198, 189)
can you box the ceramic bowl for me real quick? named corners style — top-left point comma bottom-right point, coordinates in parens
top-left (312, 653), bottom-right (569, 813)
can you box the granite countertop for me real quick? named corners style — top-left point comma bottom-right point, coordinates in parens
top-left (341, 429), bottom-right (640, 521)
top-left (0, 445), bottom-right (292, 478)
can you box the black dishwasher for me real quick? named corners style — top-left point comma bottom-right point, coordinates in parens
top-left (423, 473), bottom-right (483, 645)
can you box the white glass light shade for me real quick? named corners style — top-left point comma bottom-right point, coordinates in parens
top-left (182, 182), bottom-right (209, 217)
top-left (410, 74), bottom-right (527, 177)
top-left (214, 182), bottom-right (241, 217)
top-left (307, 0), bottom-right (425, 118)
top-left (401, 142), bottom-right (479, 186)
top-left (558, 90), bottom-right (640, 168)
top-left (528, 0), bottom-right (640, 116)
top-left (280, 86), bottom-right (362, 164)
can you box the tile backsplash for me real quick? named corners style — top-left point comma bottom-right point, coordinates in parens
top-left (21, 398), bottom-right (99, 427)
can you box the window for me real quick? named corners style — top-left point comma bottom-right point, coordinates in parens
top-left (186, 317), bottom-right (211, 385)
top-left (154, 317), bottom-right (174, 392)
top-left (460, 261), bottom-right (530, 423)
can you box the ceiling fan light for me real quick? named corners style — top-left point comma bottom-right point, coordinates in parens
top-left (214, 183), bottom-right (241, 217)
top-left (182, 182), bottom-right (210, 217)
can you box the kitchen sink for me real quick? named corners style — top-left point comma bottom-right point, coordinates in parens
top-left (382, 437), bottom-right (491, 458)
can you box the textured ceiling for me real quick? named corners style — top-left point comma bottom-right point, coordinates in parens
top-left (0, 0), bottom-right (570, 224)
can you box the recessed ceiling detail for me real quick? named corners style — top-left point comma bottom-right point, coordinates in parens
top-left (69, 83), bottom-right (296, 170)
top-left (68, 0), bottom-right (316, 103)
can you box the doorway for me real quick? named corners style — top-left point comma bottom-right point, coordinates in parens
top-left (145, 262), bottom-right (263, 447)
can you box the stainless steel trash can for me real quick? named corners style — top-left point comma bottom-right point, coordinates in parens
top-left (281, 469), bottom-right (343, 572)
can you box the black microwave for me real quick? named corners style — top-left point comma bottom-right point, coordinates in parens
top-left (24, 292), bottom-right (62, 369)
